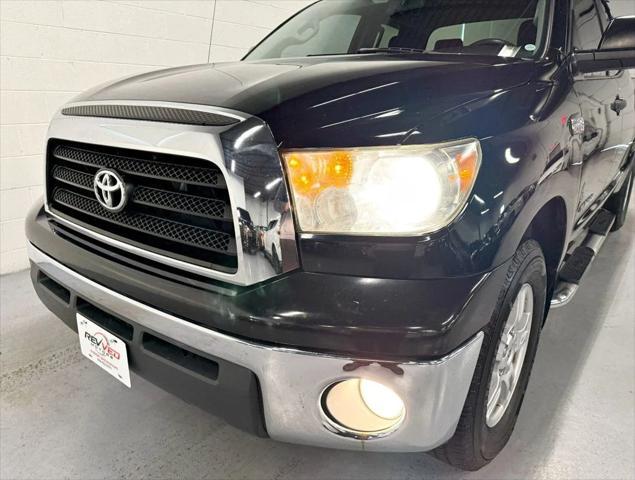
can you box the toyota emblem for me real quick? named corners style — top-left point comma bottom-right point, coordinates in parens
top-left (94, 169), bottom-right (128, 212)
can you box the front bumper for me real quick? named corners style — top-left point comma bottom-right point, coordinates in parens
top-left (29, 243), bottom-right (483, 452)
top-left (27, 204), bottom-right (507, 359)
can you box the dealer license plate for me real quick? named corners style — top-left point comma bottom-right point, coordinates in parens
top-left (77, 314), bottom-right (131, 388)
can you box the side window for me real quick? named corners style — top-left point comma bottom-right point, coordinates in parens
top-left (280, 14), bottom-right (361, 58)
top-left (571, 0), bottom-right (604, 51)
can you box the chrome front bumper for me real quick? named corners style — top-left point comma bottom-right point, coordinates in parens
top-left (28, 243), bottom-right (483, 452)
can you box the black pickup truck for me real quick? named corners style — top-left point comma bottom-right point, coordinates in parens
top-left (27, 0), bottom-right (634, 471)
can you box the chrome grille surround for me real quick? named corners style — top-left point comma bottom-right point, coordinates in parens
top-left (45, 101), bottom-right (299, 286)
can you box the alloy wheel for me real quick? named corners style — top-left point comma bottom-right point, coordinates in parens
top-left (486, 283), bottom-right (534, 428)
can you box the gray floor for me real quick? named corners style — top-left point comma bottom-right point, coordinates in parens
top-left (1, 209), bottom-right (633, 480)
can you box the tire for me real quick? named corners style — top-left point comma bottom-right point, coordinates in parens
top-left (605, 169), bottom-right (633, 232)
top-left (432, 240), bottom-right (547, 471)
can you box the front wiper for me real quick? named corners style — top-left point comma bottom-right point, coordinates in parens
top-left (304, 48), bottom-right (429, 57)
top-left (356, 48), bottom-right (528, 63)
top-left (356, 47), bottom-right (429, 54)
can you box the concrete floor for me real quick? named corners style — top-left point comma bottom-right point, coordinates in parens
top-left (1, 209), bottom-right (633, 479)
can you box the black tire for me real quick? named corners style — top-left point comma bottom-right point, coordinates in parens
top-left (432, 240), bottom-right (547, 471)
top-left (605, 169), bottom-right (633, 232)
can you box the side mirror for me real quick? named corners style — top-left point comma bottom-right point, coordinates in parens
top-left (573, 16), bottom-right (635, 73)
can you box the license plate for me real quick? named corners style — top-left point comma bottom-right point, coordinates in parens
top-left (77, 314), bottom-right (131, 388)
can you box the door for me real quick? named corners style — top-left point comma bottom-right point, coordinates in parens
top-left (571, 0), bottom-right (623, 221)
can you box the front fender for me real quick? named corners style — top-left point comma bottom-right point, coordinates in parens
top-left (471, 135), bottom-right (580, 271)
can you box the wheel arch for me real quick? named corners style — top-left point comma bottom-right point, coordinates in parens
top-left (520, 196), bottom-right (568, 318)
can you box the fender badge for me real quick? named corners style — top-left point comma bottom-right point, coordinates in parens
top-left (568, 115), bottom-right (585, 136)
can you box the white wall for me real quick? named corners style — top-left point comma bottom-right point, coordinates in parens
top-left (0, 0), bottom-right (634, 274)
top-left (611, 0), bottom-right (635, 18)
top-left (0, 0), bottom-right (311, 274)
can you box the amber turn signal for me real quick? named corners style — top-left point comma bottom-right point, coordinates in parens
top-left (283, 151), bottom-right (353, 196)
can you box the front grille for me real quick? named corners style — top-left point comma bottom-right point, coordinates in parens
top-left (133, 187), bottom-right (228, 220)
top-left (54, 144), bottom-right (224, 186)
top-left (46, 140), bottom-right (237, 271)
top-left (53, 189), bottom-right (233, 252)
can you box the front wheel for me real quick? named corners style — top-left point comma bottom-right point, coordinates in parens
top-left (433, 240), bottom-right (547, 471)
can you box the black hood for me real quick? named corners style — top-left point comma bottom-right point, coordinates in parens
top-left (75, 54), bottom-right (543, 148)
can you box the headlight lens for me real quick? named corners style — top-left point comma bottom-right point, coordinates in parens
top-left (282, 139), bottom-right (481, 235)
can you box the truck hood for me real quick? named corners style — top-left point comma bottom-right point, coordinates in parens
top-left (74, 54), bottom-right (542, 148)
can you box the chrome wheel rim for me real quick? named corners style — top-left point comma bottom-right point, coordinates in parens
top-left (486, 283), bottom-right (533, 428)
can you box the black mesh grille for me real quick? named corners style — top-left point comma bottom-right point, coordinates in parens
top-left (53, 165), bottom-right (228, 220)
top-left (133, 187), bottom-right (227, 220)
top-left (54, 189), bottom-right (233, 253)
top-left (61, 104), bottom-right (240, 127)
top-left (54, 145), bottom-right (224, 186)
top-left (47, 140), bottom-right (237, 271)
top-left (53, 165), bottom-right (94, 190)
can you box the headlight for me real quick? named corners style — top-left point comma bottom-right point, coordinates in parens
top-left (282, 139), bottom-right (481, 235)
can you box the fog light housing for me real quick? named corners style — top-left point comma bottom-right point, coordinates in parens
top-left (321, 378), bottom-right (405, 437)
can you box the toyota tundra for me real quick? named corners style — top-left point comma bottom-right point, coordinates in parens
top-left (26, 0), bottom-right (635, 470)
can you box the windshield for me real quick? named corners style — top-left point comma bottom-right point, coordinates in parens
top-left (246, 0), bottom-right (549, 61)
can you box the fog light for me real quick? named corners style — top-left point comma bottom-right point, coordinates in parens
top-left (322, 378), bottom-right (405, 437)
top-left (359, 379), bottom-right (404, 420)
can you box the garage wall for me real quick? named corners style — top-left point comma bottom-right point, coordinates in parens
top-left (0, 0), bottom-right (311, 274)
top-left (611, 0), bottom-right (635, 18)
top-left (1, 0), bottom-right (633, 274)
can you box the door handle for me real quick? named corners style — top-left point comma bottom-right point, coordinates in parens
top-left (611, 95), bottom-right (628, 115)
